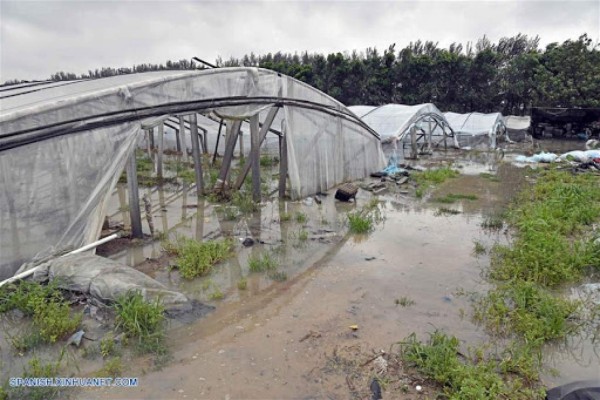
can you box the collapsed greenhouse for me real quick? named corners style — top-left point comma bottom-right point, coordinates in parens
top-left (443, 111), bottom-right (506, 148)
top-left (0, 67), bottom-right (386, 279)
top-left (349, 103), bottom-right (458, 157)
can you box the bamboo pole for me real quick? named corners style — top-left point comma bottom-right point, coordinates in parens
top-left (278, 130), bottom-right (288, 198)
top-left (157, 123), bottom-right (164, 177)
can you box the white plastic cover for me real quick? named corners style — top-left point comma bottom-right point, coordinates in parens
top-left (504, 115), bottom-right (531, 142)
top-left (349, 103), bottom-right (457, 153)
top-left (444, 112), bottom-right (505, 148)
top-left (0, 68), bottom-right (385, 278)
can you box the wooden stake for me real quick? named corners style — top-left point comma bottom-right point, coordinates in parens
top-left (216, 120), bottom-right (241, 189)
top-left (157, 123), bottom-right (164, 177)
top-left (212, 118), bottom-right (224, 166)
top-left (189, 114), bottom-right (204, 196)
top-left (279, 130), bottom-right (288, 198)
top-left (250, 114), bottom-right (260, 202)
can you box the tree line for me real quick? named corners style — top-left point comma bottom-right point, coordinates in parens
top-left (6, 34), bottom-right (599, 115)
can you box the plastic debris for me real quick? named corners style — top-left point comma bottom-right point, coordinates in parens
top-left (514, 152), bottom-right (558, 163)
top-left (349, 324), bottom-right (359, 331)
top-left (67, 330), bottom-right (85, 347)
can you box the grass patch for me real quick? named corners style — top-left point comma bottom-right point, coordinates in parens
top-left (298, 229), bottom-right (308, 241)
top-left (248, 252), bottom-right (278, 272)
top-left (259, 155), bottom-right (278, 167)
top-left (268, 270), bottom-right (288, 282)
top-left (399, 331), bottom-right (544, 399)
top-left (295, 212), bottom-right (307, 224)
top-left (237, 278), bottom-right (248, 290)
top-left (435, 207), bottom-right (461, 216)
top-left (113, 291), bottom-right (168, 365)
top-left (414, 167), bottom-right (459, 185)
top-left (395, 296), bottom-right (415, 307)
top-left (280, 212), bottom-right (292, 222)
top-left (232, 191), bottom-right (259, 213)
top-left (0, 281), bottom-right (81, 349)
top-left (473, 241), bottom-right (486, 256)
top-left (164, 237), bottom-right (234, 279)
top-left (480, 172), bottom-right (500, 182)
top-left (432, 193), bottom-right (478, 203)
top-left (98, 357), bottom-right (123, 378)
top-left (6, 353), bottom-right (67, 400)
top-left (209, 288), bottom-right (224, 300)
top-left (481, 214), bottom-right (504, 230)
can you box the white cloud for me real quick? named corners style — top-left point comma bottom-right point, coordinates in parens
top-left (1, 0), bottom-right (598, 81)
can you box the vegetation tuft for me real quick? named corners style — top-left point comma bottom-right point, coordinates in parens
top-left (164, 237), bottom-right (233, 279)
top-left (248, 252), bottom-right (278, 272)
top-left (432, 193), bottom-right (478, 203)
top-left (0, 281), bottom-right (81, 349)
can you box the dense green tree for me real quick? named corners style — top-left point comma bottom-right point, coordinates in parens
top-left (11, 33), bottom-right (595, 114)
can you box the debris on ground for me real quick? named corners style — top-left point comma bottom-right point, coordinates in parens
top-left (335, 183), bottom-right (358, 202)
top-left (241, 237), bottom-right (255, 247)
top-left (299, 330), bottom-right (322, 342)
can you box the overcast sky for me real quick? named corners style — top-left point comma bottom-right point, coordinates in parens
top-left (1, 0), bottom-right (598, 82)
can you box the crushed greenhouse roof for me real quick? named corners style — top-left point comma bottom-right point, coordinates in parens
top-left (0, 68), bottom-right (386, 279)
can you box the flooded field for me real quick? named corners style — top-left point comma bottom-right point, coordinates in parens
top-left (1, 138), bottom-right (599, 399)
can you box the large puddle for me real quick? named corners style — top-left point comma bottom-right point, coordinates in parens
top-left (2, 139), bottom-right (599, 398)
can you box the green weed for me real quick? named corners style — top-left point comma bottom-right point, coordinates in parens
top-left (298, 229), bottom-right (308, 241)
top-left (232, 191), bottom-right (259, 213)
top-left (433, 193), bottom-right (478, 203)
top-left (268, 270), bottom-right (288, 282)
top-left (435, 207), bottom-right (461, 216)
top-left (295, 212), bottom-right (307, 224)
top-left (165, 237), bottom-right (233, 279)
top-left (99, 357), bottom-right (123, 378)
top-left (237, 278), bottom-right (248, 290)
top-left (481, 215), bottom-right (504, 230)
top-left (473, 241), bottom-right (486, 256)
top-left (0, 281), bottom-right (81, 347)
top-left (400, 331), bottom-right (544, 399)
top-left (280, 212), bottom-right (292, 222)
top-left (395, 296), bottom-right (415, 307)
top-left (248, 252), bottom-right (277, 272)
top-left (480, 172), bottom-right (500, 182)
top-left (259, 155), bottom-right (278, 167)
top-left (209, 288), bottom-right (224, 300)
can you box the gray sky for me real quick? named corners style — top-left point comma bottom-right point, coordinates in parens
top-left (1, 0), bottom-right (598, 82)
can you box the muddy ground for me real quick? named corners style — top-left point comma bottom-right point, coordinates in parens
top-left (2, 139), bottom-right (599, 399)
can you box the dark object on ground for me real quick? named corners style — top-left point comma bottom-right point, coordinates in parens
top-left (242, 237), bottom-right (255, 247)
top-left (546, 381), bottom-right (600, 400)
top-left (335, 183), bottom-right (358, 202)
top-left (314, 196), bottom-right (322, 205)
top-left (370, 171), bottom-right (387, 178)
top-left (370, 378), bottom-right (382, 400)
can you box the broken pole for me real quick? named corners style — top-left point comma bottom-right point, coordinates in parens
top-left (157, 123), bottom-right (164, 177)
top-left (233, 107), bottom-right (279, 190)
top-left (175, 129), bottom-right (182, 153)
top-left (410, 125), bottom-right (418, 159)
top-left (250, 114), bottom-right (261, 202)
top-left (189, 113), bottom-right (204, 196)
top-left (126, 152), bottom-right (143, 238)
top-left (278, 130), bottom-right (288, 198)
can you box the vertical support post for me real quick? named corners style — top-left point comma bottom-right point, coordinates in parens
top-left (239, 129), bottom-right (244, 158)
top-left (212, 119), bottom-right (224, 165)
top-left (233, 107), bottom-right (279, 190)
top-left (189, 114), bottom-right (204, 197)
top-left (427, 118), bottom-right (433, 153)
top-left (157, 123), bottom-right (164, 177)
top-left (410, 125), bottom-right (418, 159)
top-left (178, 116), bottom-right (187, 157)
top-left (148, 128), bottom-right (155, 150)
top-left (250, 114), bottom-right (261, 202)
top-left (145, 129), bottom-right (153, 159)
top-left (126, 152), bottom-right (143, 238)
top-left (216, 120), bottom-right (241, 188)
top-left (175, 129), bottom-right (182, 153)
top-left (278, 131), bottom-right (288, 198)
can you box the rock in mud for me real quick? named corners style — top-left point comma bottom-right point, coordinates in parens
top-left (67, 330), bottom-right (85, 347)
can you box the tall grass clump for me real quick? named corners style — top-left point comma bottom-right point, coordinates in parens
top-left (164, 237), bottom-right (233, 279)
top-left (248, 252), bottom-right (278, 272)
top-left (347, 200), bottom-right (383, 234)
top-left (414, 166), bottom-right (459, 186)
top-left (0, 281), bottom-right (81, 348)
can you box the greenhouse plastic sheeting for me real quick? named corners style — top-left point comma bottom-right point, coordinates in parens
top-left (444, 112), bottom-right (505, 148)
top-left (348, 103), bottom-right (457, 156)
top-left (504, 115), bottom-right (531, 142)
top-left (0, 68), bottom-right (385, 279)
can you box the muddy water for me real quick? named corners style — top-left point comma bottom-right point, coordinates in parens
top-left (3, 142), bottom-right (599, 398)
top-left (87, 150), bottom-right (568, 400)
